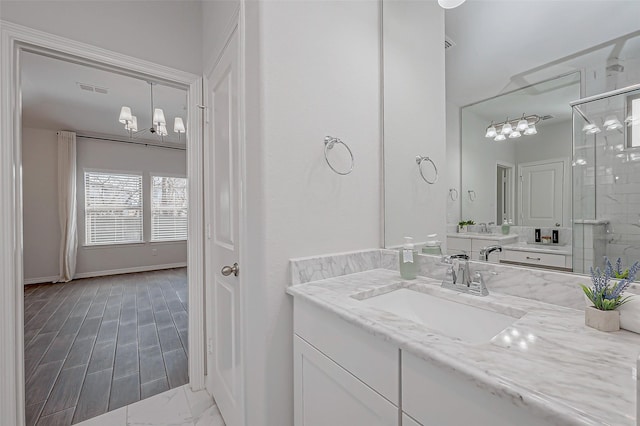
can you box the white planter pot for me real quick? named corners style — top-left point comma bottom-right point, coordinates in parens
top-left (585, 306), bottom-right (620, 332)
top-left (458, 225), bottom-right (468, 233)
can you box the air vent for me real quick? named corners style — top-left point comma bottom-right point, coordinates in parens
top-left (445, 35), bottom-right (456, 50)
top-left (76, 82), bottom-right (108, 94)
top-left (540, 115), bottom-right (554, 121)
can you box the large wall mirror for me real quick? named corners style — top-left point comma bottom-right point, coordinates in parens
top-left (383, 0), bottom-right (640, 276)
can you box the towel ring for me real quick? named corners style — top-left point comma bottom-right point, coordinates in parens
top-left (468, 190), bottom-right (477, 202)
top-left (415, 156), bottom-right (438, 184)
top-left (324, 136), bottom-right (354, 175)
top-left (449, 188), bottom-right (459, 201)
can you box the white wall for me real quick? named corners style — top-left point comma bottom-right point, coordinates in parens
top-left (460, 110), bottom-right (516, 224)
top-left (383, 0), bottom-right (446, 247)
top-left (22, 128), bottom-right (187, 283)
top-left (446, 100), bottom-right (461, 226)
top-left (0, 1), bottom-right (203, 74)
top-left (22, 128), bottom-right (60, 281)
top-left (240, 2), bottom-right (383, 425)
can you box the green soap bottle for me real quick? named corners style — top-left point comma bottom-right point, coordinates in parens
top-left (399, 237), bottom-right (418, 280)
top-left (501, 219), bottom-right (511, 235)
top-left (422, 234), bottom-right (443, 256)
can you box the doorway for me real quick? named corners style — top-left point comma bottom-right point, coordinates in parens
top-left (496, 163), bottom-right (514, 225)
top-left (0, 24), bottom-right (205, 426)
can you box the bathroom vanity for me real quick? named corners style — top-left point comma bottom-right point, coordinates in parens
top-left (288, 251), bottom-right (640, 426)
top-left (446, 232), bottom-right (518, 263)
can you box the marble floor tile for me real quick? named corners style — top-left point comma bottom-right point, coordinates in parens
top-left (194, 404), bottom-right (225, 426)
top-left (184, 387), bottom-right (215, 420)
top-left (126, 386), bottom-right (193, 426)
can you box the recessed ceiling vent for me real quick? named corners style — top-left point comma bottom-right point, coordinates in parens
top-left (445, 35), bottom-right (456, 50)
top-left (76, 82), bottom-right (108, 94)
top-left (540, 114), bottom-right (554, 121)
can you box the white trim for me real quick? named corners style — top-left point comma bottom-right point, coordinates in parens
top-left (23, 262), bottom-right (187, 285)
top-left (23, 276), bottom-right (59, 286)
top-left (495, 161), bottom-right (516, 224)
top-left (0, 20), bottom-right (206, 425)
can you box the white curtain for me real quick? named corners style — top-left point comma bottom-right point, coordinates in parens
top-left (56, 131), bottom-right (78, 282)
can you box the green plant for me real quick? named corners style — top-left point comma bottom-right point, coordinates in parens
top-left (581, 257), bottom-right (639, 311)
top-left (458, 220), bottom-right (475, 226)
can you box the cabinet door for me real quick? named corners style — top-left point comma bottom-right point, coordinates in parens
top-left (294, 336), bottom-right (398, 426)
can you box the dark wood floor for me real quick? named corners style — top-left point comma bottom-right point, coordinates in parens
top-left (24, 268), bottom-right (189, 426)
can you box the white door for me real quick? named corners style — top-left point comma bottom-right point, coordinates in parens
top-left (204, 27), bottom-right (244, 426)
top-left (293, 336), bottom-right (398, 426)
top-left (519, 160), bottom-right (564, 227)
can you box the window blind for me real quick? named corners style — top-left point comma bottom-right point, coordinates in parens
top-left (85, 171), bottom-right (143, 245)
top-left (151, 176), bottom-right (188, 241)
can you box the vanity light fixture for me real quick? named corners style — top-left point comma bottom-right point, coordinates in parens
top-left (604, 115), bottom-right (623, 131)
top-left (485, 114), bottom-right (541, 141)
top-left (582, 123), bottom-right (601, 134)
top-left (524, 124), bottom-right (537, 135)
top-left (625, 114), bottom-right (638, 126)
top-left (438, 0), bottom-right (466, 9)
top-left (485, 122), bottom-right (497, 138)
top-left (118, 81), bottom-right (186, 142)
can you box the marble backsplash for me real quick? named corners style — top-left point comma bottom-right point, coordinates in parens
top-left (291, 248), bottom-right (640, 313)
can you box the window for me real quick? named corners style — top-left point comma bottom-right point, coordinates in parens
top-left (84, 171), bottom-right (143, 245)
top-left (151, 176), bottom-right (188, 241)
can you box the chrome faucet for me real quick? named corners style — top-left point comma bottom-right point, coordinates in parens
top-left (479, 245), bottom-right (502, 262)
top-left (478, 223), bottom-right (487, 233)
top-left (441, 254), bottom-right (489, 296)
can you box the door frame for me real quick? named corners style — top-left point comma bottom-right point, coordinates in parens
top-left (0, 21), bottom-right (205, 425)
top-left (495, 161), bottom-right (515, 225)
top-left (517, 157), bottom-right (570, 226)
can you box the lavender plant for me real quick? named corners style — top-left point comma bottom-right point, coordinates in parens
top-left (581, 257), bottom-right (640, 311)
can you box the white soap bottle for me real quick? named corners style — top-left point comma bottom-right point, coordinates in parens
top-left (399, 236), bottom-right (418, 280)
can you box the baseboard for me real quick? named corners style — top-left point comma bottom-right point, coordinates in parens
top-left (23, 275), bottom-right (59, 285)
top-left (24, 263), bottom-right (187, 285)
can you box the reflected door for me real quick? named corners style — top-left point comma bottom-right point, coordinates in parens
top-left (519, 160), bottom-right (564, 227)
top-left (204, 27), bottom-right (244, 426)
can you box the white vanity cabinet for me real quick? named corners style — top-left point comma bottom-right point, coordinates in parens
top-left (293, 299), bottom-right (399, 426)
top-left (402, 352), bottom-right (552, 426)
top-left (447, 235), bottom-right (518, 263)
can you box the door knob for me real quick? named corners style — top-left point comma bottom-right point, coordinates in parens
top-left (221, 263), bottom-right (239, 277)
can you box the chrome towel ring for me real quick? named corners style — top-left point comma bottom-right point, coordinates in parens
top-left (449, 188), bottom-right (459, 201)
top-left (415, 156), bottom-right (438, 184)
top-left (324, 136), bottom-right (354, 175)
top-left (468, 190), bottom-right (477, 202)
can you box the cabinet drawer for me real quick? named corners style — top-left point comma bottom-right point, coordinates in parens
top-left (402, 351), bottom-right (551, 426)
top-left (502, 250), bottom-right (565, 268)
top-left (294, 299), bottom-right (399, 404)
top-left (447, 237), bottom-right (471, 253)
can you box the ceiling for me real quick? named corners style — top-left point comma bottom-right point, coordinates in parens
top-left (445, 0), bottom-right (640, 108)
top-left (21, 52), bottom-right (188, 145)
top-left (465, 72), bottom-right (581, 125)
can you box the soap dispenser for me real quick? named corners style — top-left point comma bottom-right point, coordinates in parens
top-left (399, 237), bottom-right (418, 280)
top-left (501, 219), bottom-right (510, 235)
top-left (422, 234), bottom-right (443, 256)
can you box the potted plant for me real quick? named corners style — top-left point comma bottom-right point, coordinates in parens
top-left (458, 220), bottom-right (475, 233)
top-left (581, 257), bottom-right (639, 332)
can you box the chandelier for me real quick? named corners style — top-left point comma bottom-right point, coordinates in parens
top-left (118, 82), bottom-right (186, 141)
top-left (485, 114), bottom-right (540, 141)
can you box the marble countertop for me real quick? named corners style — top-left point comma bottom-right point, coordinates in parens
top-left (502, 241), bottom-right (573, 256)
top-left (447, 232), bottom-right (518, 242)
top-left (287, 269), bottom-right (640, 426)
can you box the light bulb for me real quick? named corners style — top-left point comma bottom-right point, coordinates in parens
top-left (516, 117), bottom-right (529, 132)
top-left (509, 130), bottom-right (522, 139)
top-left (174, 117), bottom-right (186, 133)
top-left (494, 134), bottom-right (506, 141)
top-left (603, 115), bottom-right (619, 127)
top-left (437, 0), bottom-right (466, 9)
top-left (524, 124), bottom-right (537, 135)
top-left (485, 125), bottom-right (497, 138)
top-left (586, 126), bottom-right (601, 135)
top-left (582, 123), bottom-right (596, 132)
top-left (625, 114), bottom-right (638, 126)
top-left (501, 122), bottom-right (513, 135)
top-left (125, 116), bottom-right (138, 132)
top-left (157, 124), bottom-right (168, 136)
top-left (153, 108), bottom-right (166, 126)
top-left (119, 106), bottom-right (132, 124)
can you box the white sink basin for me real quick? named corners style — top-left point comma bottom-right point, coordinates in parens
top-left (360, 288), bottom-right (517, 344)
